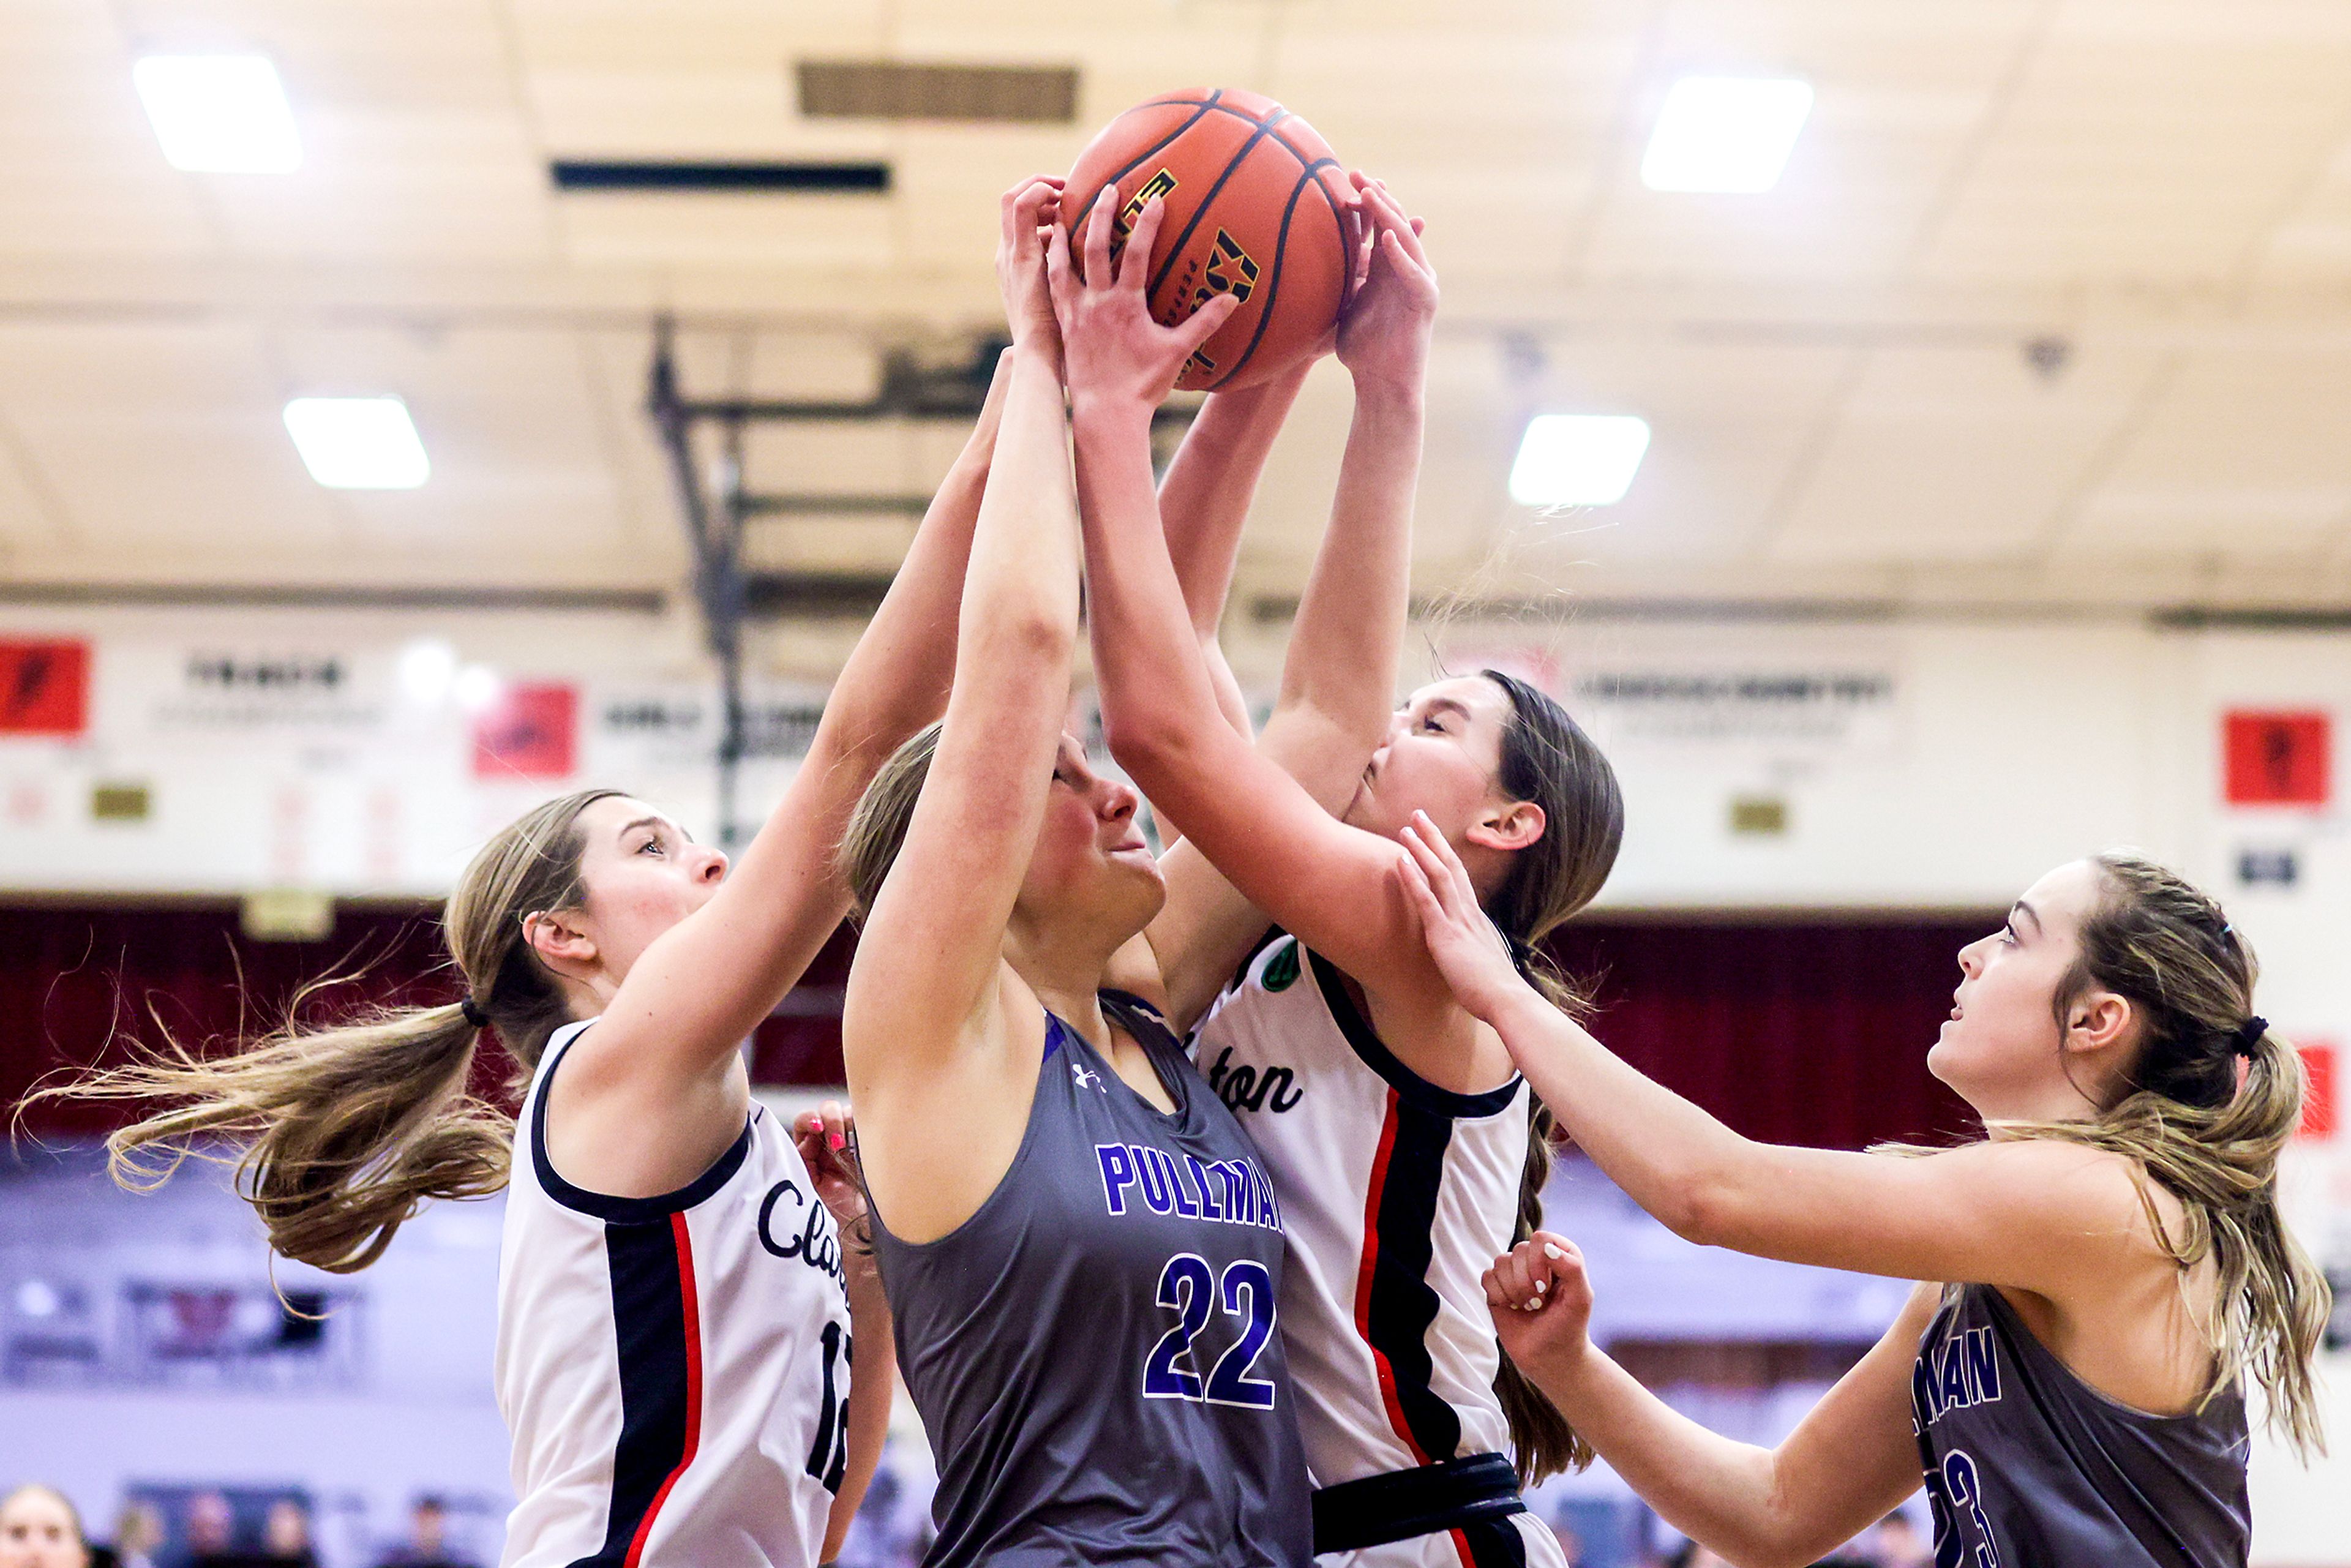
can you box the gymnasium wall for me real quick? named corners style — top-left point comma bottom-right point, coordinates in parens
top-left (3, 598), bottom-right (2347, 1561)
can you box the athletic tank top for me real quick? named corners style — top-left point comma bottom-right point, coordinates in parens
top-left (868, 990), bottom-right (1314, 1567)
top-left (1193, 937), bottom-right (1563, 1568)
top-left (1913, 1283), bottom-right (2251, 1568)
top-left (496, 1021), bottom-right (856, 1568)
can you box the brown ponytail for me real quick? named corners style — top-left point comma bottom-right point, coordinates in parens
top-left (32, 788), bottom-right (622, 1273)
top-left (1478, 670), bottom-right (1622, 1483)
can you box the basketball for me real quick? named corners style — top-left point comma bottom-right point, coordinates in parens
top-left (1063, 88), bottom-right (1354, 392)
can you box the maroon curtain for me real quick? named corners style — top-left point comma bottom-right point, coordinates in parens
top-left (1550, 916), bottom-right (1990, 1152)
top-left (4, 902), bottom-right (1987, 1151)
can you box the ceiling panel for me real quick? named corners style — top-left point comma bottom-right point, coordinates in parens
top-left (1913, 8), bottom-right (2351, 283)
top-left (1769, 343), bottom-right (2166, 563)
top-left (2061, 347), bottom-right (2351, 558)
top-left (0, 2), bottom-right (2341, 602)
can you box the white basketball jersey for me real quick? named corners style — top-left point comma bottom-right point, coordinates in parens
top-left (496, 1021), bottom-right (855, 1568)
top-left (1194, 937), bottom-right (1565, 1568)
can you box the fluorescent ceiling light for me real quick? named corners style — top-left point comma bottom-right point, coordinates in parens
top-left (1641, 76), bottom-right (1812, 193)
top-left (283, 397), bottom-right (430, 489)
top-left (1510, 415), bottom-right (1652, 508)
top-left (132, 54), bottom-right (301, 173)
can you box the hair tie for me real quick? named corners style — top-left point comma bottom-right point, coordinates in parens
top-left (2231, 1015), bottom-right (2267, 1057)
top-left (460, 996), bottom-right (490, 1030)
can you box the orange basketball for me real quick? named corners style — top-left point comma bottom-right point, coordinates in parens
top-left (1063, 88), bottom-right (1352, 393)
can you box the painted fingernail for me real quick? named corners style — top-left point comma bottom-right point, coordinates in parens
top-left (829, 1131), bottom-right (846, 1151)
top-left (1543, 1244), bottom-right (1567, 1261)
top-left (1534, 1278), bottom-right (1548, 1294)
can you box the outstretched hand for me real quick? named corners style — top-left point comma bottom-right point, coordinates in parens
top-left (792, 1098), bottom-right (869, 1240)
top-left (1335, 173), bottom-right (1437, 393)
top-left (1485, 1230), bottom-right (1597, 1380)
top-left (1049, 186), bottom-right (1242, 415)
top-left (997, 175), bottom-right (1066, 359)
top-left (1395, 811), bottom-right (1534, 1024)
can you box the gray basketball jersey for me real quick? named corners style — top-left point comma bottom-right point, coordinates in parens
top-left (868, 990), bottom-right (1314, 1566)
top-left (1913, 1283), bottom-right (2250, 1568)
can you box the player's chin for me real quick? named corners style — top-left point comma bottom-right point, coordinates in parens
top-left (1111, 846), bottom-right (1167, 891)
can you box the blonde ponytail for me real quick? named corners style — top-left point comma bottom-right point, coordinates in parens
top-left (28, 789), bottom-right (623, 1272)
top-left (1997, 853), bottom-right (2330, 1455)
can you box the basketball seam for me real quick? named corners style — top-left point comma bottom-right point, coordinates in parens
top-left (1069, 90), bottom-right (1224, 278)
top-left (1149, 107), bottom-right (1291, 302)
top-left (1204, 158), bottom-right (1329, 391)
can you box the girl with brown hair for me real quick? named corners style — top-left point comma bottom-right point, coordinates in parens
top-left (1060, 175), bottom-right (1621, 1567)
top-left (1405, 840), bottom-right (2329, 1567)
top-left (834, 168), bottom-right (1455, 1563)
top-left (43, 349), bottom-right (1025, 1568)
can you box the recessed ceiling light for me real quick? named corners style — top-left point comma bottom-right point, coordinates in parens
top-left (1510, 415), bottom-right (1652, 508)
top-left (1640, 76), bottom-right (1813, 194)
top-left (132, 54), bottom-right (301, 174)
top-left (283, 398), bottom-right (430, 489)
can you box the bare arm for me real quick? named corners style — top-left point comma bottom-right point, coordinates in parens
top-left (550, 346), bottom-right (1015, 1194)
top-left (792, 1103), bottom-right (896, 1561)
top-left (1160, 362), bottom-right (1313, 740)
top-left (1140, 184), bottom-right (1438, 1027)
top-left (822, 1259), bottom-right (894, 1561)
top-left (1100, 365), bottom-right (1310, 1010)
top-left (845, 181), bottom-right (1086, 1079)
top-left (1073, 187), bottom-right (1447, 1008)
top-left (1489, 1234), bottom-right (1929, 1568)
top-left (846, 184), bottom-right (1235, 1240)
top-left (1396, 817), bottom-right (2153, 1294)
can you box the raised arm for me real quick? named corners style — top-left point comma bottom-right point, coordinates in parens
top-left (847, 185), bottom-right (1233, 1239)
top-left (1071, 184), bottom-right (1445, 1002)
top-left (1138, 184), bottom-right (1441, 1024)
top-left (1158, 362), bottom-right (1313, 738)
top-left (1394, 816), bottom-right (2153, 1294)
top-left (846, 177), bottom-right (1090, 1069)
top-left (1488, 1234), bottom-right (1930, 1568)
top-left (1273, 176), bottom-right (1430, 756)
top-left (578, 350), bottom-right (1016, 1089)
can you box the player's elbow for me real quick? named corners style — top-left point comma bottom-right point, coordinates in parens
top-left (974, 599), bottom-right (1075, 672)
top-left (1100, 700), bottom-right (1193, 783)
top-left (1660, 1165), bottom-right (1748, 1250)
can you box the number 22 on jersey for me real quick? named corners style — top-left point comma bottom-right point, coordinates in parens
top-left (1142, 1253), bottom-right (1279, 1408)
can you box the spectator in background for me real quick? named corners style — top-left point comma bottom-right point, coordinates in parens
top-left (1546, 1518), bottom-right (1584, 1566)
top-left (182, 1493), bottom-right (244, 1568)
top-left (0, 1486), bottom-right (90, 1568)
top-left (373, 1499), bottom-right (470, 1568)
top-left (258, 1503), bottom-right (314, 1568)
top-left (107, 1505), bottom-right (162, 1568)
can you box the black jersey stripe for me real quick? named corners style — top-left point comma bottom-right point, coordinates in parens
top-left (1311, 951), bottom-right (1523, 1119)
top-left (530, 1026), bottom-right (753, 1222)
top-left (1362, 1095), bottom-right (1464, 1464)
top-left (568, 1213), bottom-right (702, 1568)
top-left (1453, 1516), bottom-right (1531, 1568)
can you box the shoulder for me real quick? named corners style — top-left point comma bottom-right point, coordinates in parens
top-left (1921, 1136), bottom-right (2174, 1269)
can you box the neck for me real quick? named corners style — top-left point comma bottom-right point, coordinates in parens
top-left (1003, 913), bottom-right (1125, 1041)
top-left (1976, 1073), bottom-right (2107, 1132)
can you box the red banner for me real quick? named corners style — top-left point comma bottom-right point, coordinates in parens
top-left (2223, 710), bottom-right (2329, 806)
top-left (473, 683), bottom-right (578, 779)
top-left (0, 638), bottom-right (90, 736)
top-left (2300, 1042), bottom-right (2336, 1141)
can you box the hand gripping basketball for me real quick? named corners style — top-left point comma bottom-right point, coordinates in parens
top-left (1334, 173), bottom-right (1438, 394)
top-left (1049, 186), bottom-right (1242, 412)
